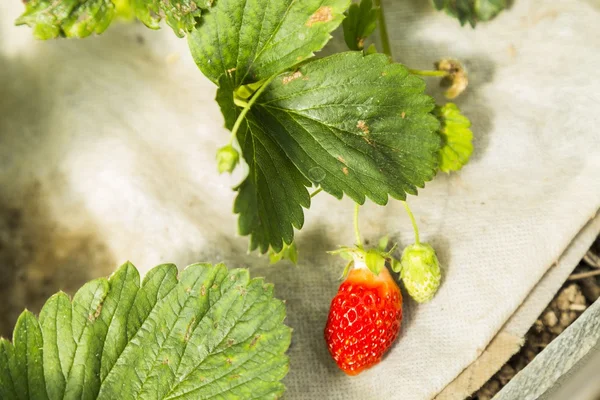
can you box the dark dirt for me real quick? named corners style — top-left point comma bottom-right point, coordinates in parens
top-left (0, 183), bottom-right (115, 338)
top-left (473, 236), bottom-right (600, 400)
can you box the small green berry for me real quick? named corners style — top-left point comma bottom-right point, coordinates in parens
top-left (399, 243), bottom-right (441, 303)
top-left (216, 145), bottom-right (240, 174)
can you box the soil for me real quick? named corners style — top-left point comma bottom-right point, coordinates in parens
top-left (473, 236), bottom-right (600, 400)
top-left (0, 183), bottom-right (115, 338)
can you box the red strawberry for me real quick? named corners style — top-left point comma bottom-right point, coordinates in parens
top-left (324, 258), bottom-right (403, 375)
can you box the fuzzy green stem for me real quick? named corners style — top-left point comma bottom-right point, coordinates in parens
top-left (402, 201), bottom-right (420, 245)
top-left (229, 74), bottom-right (278, 145)
top-left (354, 203), bottom-right (363, 247)
top-left (310, 187), bottom-right (323, 198)
top-left (408, 69), bottom-right (448, 77)
top-left (373, 0), bottom-right (392, 58)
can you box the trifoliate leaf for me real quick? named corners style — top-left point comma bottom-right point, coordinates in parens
top-left (218, 52), bottom-right (440, 253)
top-left (133, 0), bottom-right (213, 38)
top-left (188, 0), bottom-right (350, 86)
top-left (0, 262), bottom-right (291, 399)
top-left (434, 103), bottom-right (473, 173)
top-left (15, 0), bottom-right (116, 39)
top-left (432, 0), bottom-right (507, 26)
top-left (342, 0), bottom-right (379, 51)
top-left (269, 241), bottom-right (299, 265)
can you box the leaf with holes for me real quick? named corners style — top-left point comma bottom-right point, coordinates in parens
top-left (188, 0), bottom-right (350, 86)
top-left (434, 102), bottom-right (473, 173)
top-left (218, 52), bottom-right (440, 253)
top-left (133, 0), bottom-right (214, 37)
top-left (15, 0), bottom-right (116, 39)
top-left (0, 262), bottom-right (291, 399)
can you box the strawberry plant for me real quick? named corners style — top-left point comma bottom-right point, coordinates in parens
top-left (10, 0), bottom-right (482, 388)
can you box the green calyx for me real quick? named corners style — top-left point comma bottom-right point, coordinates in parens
top-left (397, 242), bottom-right (441, 303)
top-left (330, 242), bottom-right (397, 278)
top-left (216, 144), bottom-right (240, 174)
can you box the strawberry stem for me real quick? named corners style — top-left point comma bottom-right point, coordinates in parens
top-left (310, 187), bottom-right (323, 197)
top-left (373, 0), bottom-right (392, 59)
top-left (408, 69), bottom-right (448, 77)
top-left (229, 73), bottom-right (278, 145)
top-left (353, 203), bottom-right (363, 247)
top-left (402, 201), bottom-right (420, 245)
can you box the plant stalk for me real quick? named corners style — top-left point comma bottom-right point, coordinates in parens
top-left (310, 187), bottom-right (323, 197)
top-left (229, 74), bottom-right (277, 144)
top-left (373, 0), bottom-right (392, 58)
top-left (408, 69), bottom-right (448, 77)
top-left (354, 203), bottom-right (363, 247)
top-left (402, 201), bottom-right (420, 245)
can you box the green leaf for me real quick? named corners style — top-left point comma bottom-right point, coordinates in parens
top-left (188, 0), bottom-right (351, 86)
top-left (15, 0), bottom-right (116, 39)
top-left (269, 241), bottom-right (299, 265)
top-left (220, 52), bottom-right (440, 253)
top-left (132, 0), bottom-right (213, 38)
top-left (432, 0), bottom-right (507, 26)
top-left (434, 103), bottom-right (473, 173)
top-left (342, 0), bottom-right (378, 50)
top-left (0, 262), bottom-right (291, 399)
top-left (217, 77), bottom-right (311, 254)
top-left (252, 52), bottom-right (440, 203)
top-left (474, 0), bottom-right (507, 21)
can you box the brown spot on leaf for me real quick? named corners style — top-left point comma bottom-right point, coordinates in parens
top-left (250, 334), bottom-right (261, 348)
top-left (227, 338), bottom-right (235, 347)
top-left (88, 302), bottom-right (103, 322)
top-left (226, 67), bottom-right (236, 76)
top-left (184, 317), bottom-right (196, 342)
top-left (282, 71), bottom-right (303, 84)
top-left (229, 374), bottom-right (241, 380)
top-left (162, 358), bottom-right (170, 365)
top-left (306, 6), bottom-right (333, 27)
top-left (185, 287), bottom-right (191, 293)
top-left (200, 285), bottom-right (206, 296)
top-left (357, 120), bottom-right (370, 134)
top-left (226, 358), bottom-right (233, 365)
top-left (342, 167), bottom-right (349, 175)
top-left (401, 111), bottom-right (406, 118)
top-left (337, 156), bottom-right (347, 165)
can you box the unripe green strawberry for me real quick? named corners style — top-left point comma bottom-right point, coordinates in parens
top-left (216, 144), bottom-right (239, 174)
top-left (399, 243), bottom-right (441, 303)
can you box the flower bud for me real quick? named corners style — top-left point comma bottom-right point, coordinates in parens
top-left (216, 145), bottom-right (240, 174)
